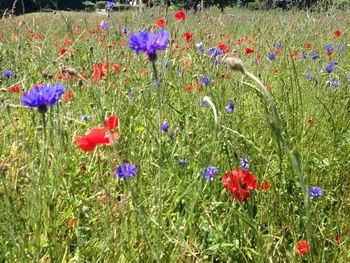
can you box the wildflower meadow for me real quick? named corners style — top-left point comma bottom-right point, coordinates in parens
top-left (0, 4), bottom-right (349, 262)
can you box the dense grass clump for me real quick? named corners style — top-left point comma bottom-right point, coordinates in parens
top-left (0, 7), bottom-right (349, 262)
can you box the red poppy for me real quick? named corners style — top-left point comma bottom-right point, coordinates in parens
top-left (184, 32), bottom-right (192, 43)
top-left (304, 42), bottom-right (313, 49)
top-left (290, 51), bottom-right (300, 57)
top-left (336, 235), bottom-right (341, 245)
top-left (334, 29), bottom-right (342, 37)
top-left (326, 51), bottom-right (333, 57)
top-left (155, 18), bottom-right (165, 27)
top-left (105, 115), bottom-right (119, 130)
top-left (64, 91), bottom-right (73, 100)
top-left (261, 183), bottom-right (271, 190)
top-left (295, 240), bottom-right (309, 256)
top-left (307, 119), bottom-right (314, 125)
top-left (92, 63), bottom-right (107, 83)
top-left (9, 86), bottom-right (20, 93)
top-left (218, 43), bottom-right (229, 53)
top-left (175, 10), bottom-right (186, 21)
top-left (222, 168), bottom-right (257, 203)
top-left (59, 48), bottom-right (68, 55)
top-left (245, 47), bottom-right (254, 54)
top-left (75, 127), bottom-right (119, 152)
top-left (183, 85), bottom-right (192, 91)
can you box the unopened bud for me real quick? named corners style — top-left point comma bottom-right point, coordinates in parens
top-left (226, 57), bottom-right (245, 73)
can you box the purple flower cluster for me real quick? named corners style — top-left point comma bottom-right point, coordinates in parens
top-left (128, 29), bottom-right (170, 56)
top-left (201, 166), bottom-right (218, 181)
top-left (115, 163), bottom-right (137, 178)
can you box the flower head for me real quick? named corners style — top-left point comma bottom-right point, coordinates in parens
top-left (309, 186), bottom-right (324, 197)
top-left (200, 77), bottom-right (212, 85)
top-left (161, 123), bottom-right (169, 132)
top-left (128, 29), bottom-right (170, 57)
top-left (21, 84), bottom-right (65, 112)
top-left (222, 168), bottom-right (257, 203)
top-left (268, 53), bottom-right (276, 60)
top-left (295, 240), bottom-right (309, 256)
top-left (100, 21), bottom-right (110, 30)
top-left (324, 45), bottom-right (334, 52)
top-left (225, 100), bottom-right (234, 112)
top-left (116, 163), bottom-right (137, 178)
top-left (178, 159), bottom-right (187, 166)
top-left (105, 1), bottom-right (115, 9)
top-left (175, 10), bottom-right (186, 21)
top-left (201, 167), bottom-right (218, 181)
top-left (239, 155), bottom-right (249, 169)
top-left (122, 27), bottom-right (128, 34)
top-left (2, 70), bottom-right (13, 78)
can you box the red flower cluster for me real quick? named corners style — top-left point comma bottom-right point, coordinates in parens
top-left (334, 29), bottom-right (342, 37)
top-left (75, 116), bottom-right (119, 152)
top-left (245, 47), bottom-right (254, 54)
top-left (222, 168), bottom-right (257, 203)
top-left (155, 18), bottom-right (165, 27)
top-left (175, 10), bottom-right (186, 21)
top-left (184, 32), bottom-right (193, 43)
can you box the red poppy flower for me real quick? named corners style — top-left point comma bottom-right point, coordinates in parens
top-left (92, 63), bottom-right (107, 83)
top-left (295, 240), bottom-right (309, 256)
top-left (218, 43), bottom-right (229, 53)
top-left (59, 48), bottom-right (68, 55)
top-left (334, 29), bottom-right (342, 37)
top-left (290, 51), bottom-right (300, 57)
top-left (307, 119), bottom-right (314, 125)
top-left (64, 91), bottom-right (73, 100)
top-left (184, 32), bottom-right (192, 43)
top-left (245, 47), bottom-right (254, 54)
top-left (183, 85), bottom-right (192, 91)
top-left (261, 183), bottom-right (271, 190)
top-left (105, 115), bottom-right (119, 130)
top-left (10, 86), bottom-right (20, 93)
top-left (175, 10), bottom-right (186, 21)
top-left (336, 235), bottom-right (341, 245)
top-left (75, 127), bottom-right (119, 152)
top-left (222, 168), bottom-right (257, 203)
top-left (155, 18), bottom-right (165, 27)
top-left (326, 51), bottom-right (333, 57)
top-left (304, 42), bottom-right (313, 49)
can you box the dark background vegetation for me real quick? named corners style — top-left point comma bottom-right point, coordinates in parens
top-left (0, 0), bottom-right (348, 17)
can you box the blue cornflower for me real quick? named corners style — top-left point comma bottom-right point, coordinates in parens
top-left (200, 77), bottom-right (212, 85)
top-left (338, 44), bottom-right (345, 53)
top-left (100, 21), bottom-right (110, 30)
top-left (81, 115), bottom-right (90, 121)
top-left (161, 123), bottom-right (169, 132)
top-left (275, 44), bottom-right (283, 50)
top-left (105, 1), bottom-right (115, 9)
top-left (153, 81), bottom-right (159, 87)
top-left (200, 101), bottom-right (208, 107)
top-left (196, 42), bottom-right (204, 52)
top-left (309, 186), bottom-right (324, 197)
top-left (128, 91), bottom-right (135, 99)
top-left (324, 45), bottom-right (334, 52)
top-left (268, 53), bottom-right (276, 60)
top-left (306, 73), bottom-right (313, 79)
top-left (311, 52), bottom-right (319, 60)
top-left (327, 80), bottom-right (340, 87)
top-left (207, 34), bottom-right (212, 39)
top-left (21, 84), bottom-right (65, 113)
top-left (2, 70), bottom-right (13, 78)
top-left (201, 166), bottom-right (218, 181)
top-left (208, 47), bottom-right (223, 56)
top-left (326, 62), bottom-right (337, 73)
top-left (178, 159), bottom-right (187, 166)
top-left (300, 53), bottom-right (307, 59)
top-left (225, 100), bottom-right (234, 112)
top-left (239, 155), bottom-right (249, 169)
top-left (115, 163), bottom-right (137, 178)
top-left (168, 132), bottom-right (174, 139)
top-left (122, 27), bottom-right (128, 34)
top-left (128, 29), bottom-right (170, 57)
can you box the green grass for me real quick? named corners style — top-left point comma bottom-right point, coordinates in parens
top-left (0, 6), bottom-right (350, 262)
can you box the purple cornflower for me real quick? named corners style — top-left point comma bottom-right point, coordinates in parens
top-left (153, 81), bottom-right (159, 87)
top-left (311, 52), bottom-right (319, 60)
top-left (100, 21), bottom-right (110, 30)
top-left (239, 155), bottom-right (249, 169)
top-left (324, 45), bottom-right (334, 52)
top-left (21, 84), bottom-right (65, 113)
top-left (168, 132), bottom-right (174, 139)
top-left (338, 44), bottom-right (345, 53)
top-left (275, 44), bottom-right (283, 50)
top-left (268, 53), bottom-right (276, 60)
top-left (309, 186), bottom-right (324, 197)
top-left (326, 62), bottom-right (337, 73)
top-left (200, 77), bottom-right (212, 85)
top-left (225, 100), bottom-right (234, 112)
top-left (161, 123), bottom-right (169, 132)
top-left (115, 163), bottom-right (137, 178)
top-left (2, 70), bottom-right (13, 78)
top-left (200, 101), bottom-right (208, 107)
top-left (178, 159), bottom-right (187, 166)
top-left (128, 91), bottom-right (135, 99)
top-left (300, 53), bottom-right (307, 59)
top-left (122, 27), bottom-right (128, 34)
top-left (105, 1), bottom-right (115, 9)
top-left (327, 80), bottom-right (340, 87)
top-left (306, 73), bottom-right (313, 79)
top-left (81, 115), bottom-right (90, 121)
top-left (208, 47), bottom-right (223, 56)
top-left (201, 166), bottom-right (218, 181)
top-left (196, 42), bottom-right (204, 52)
top-left (207, 34), bottom-right (212, 39)
top-left (128, 29), bottom-right (170, 57)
